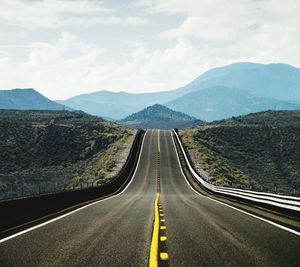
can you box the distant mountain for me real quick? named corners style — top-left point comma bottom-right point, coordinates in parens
top-left (57, 90), bottom-right (181, 120)
top-left (120, 104), bottom-right (202, 129)
top-left (58, 62), bottom-right (300, 120)
top-left (166, 86), bottom-right (300, 121)
top-left (0, 88), bottom-right (64, 110)
top-left (176, 62), bottom-right (300, 102)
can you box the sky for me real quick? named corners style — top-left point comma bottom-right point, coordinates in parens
top-left (0, 0), bottom-right (299, 100)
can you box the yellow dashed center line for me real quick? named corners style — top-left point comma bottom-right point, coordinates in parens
top-left (160, 252), bottom-right (169, 261)
top-left (149, 193), bottom-right (160, 267)
top-left (149, 130), bottom-right (169, 267)
top-left (160, 236), bottom-right (167, 241)
top-left (157, 129), bottom-right (160, 153)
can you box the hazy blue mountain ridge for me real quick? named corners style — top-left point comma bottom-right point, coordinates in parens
top-left (180, 62), bottom-right (300, 101)
top-left (2, 62), bottom-right (300, 121)
top-left (0, 88), bottom-right (64, 110)
top-left (57, 89), bottom-right (184, 120)
top-left (166, 86), bottom-right (300, 121)
top-left (58, 62), bottom-right (300, 120)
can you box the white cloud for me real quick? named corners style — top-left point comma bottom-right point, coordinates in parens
top-left (141, 0), bottom-right (300, 65)
top-left (0, 0), bottom-right (146, 29)
top-left (0, 32), bottom-right (105, 98)
top-left (0, 32), bottom-right (222, 99)
top-left (147, 0), bottom-right (300, 43)
top-left (0, 0), bottom-right (300, 99)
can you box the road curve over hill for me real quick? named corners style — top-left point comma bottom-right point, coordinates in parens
top-left (0, 130), bottom-right (158, 266)
top-left (0, 130), bottom-right (299, 267)
top-left (159, 130), bottom-right (300, 266)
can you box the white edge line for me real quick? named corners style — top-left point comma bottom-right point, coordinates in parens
top-left (170, 130), bottom-right (300, 237)
top-left (0, 130), bottom-right (148, 244)
top-left (174, 131), bottom-right (300, 208)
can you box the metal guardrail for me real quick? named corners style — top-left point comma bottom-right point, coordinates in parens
top-left (0, 181), bottom-right (112, 202)
top-left (173, 130), bottom-right (300, 213)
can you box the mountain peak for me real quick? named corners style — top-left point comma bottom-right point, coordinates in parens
top-left (0, 88), bottom-right (64, 110)
top-left (183, 62), bottom-right (300, 101)
top-left (120, 104), bottom-right (201, 129)
top-left (121, 104), bottom-right (196, 122)
top-left (3, 88), bottom-right (36, 92)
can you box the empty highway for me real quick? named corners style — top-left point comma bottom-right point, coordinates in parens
top-left (0, 130), bottom-right (299, 266)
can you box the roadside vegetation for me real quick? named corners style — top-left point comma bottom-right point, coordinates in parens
top-left (0, 110), bottom-right (134, 198)
top-left (182, 110), bottom-right (300, 195)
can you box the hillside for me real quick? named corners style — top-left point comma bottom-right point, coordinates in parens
top-left (0, 110), bottom-right (134, 198)
top-left (120, 104), bottom-right (202, 129)
top-left (182, 110), bottom-right (300, 195)
top-left (58, 62), bottom-right (300, 120)
top-left (166, 86), bottom-right (300, 121)
top-left (0, 88), bottom-right (64, 110)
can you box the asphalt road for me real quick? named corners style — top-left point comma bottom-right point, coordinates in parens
top-left (0, 129), bottom-right (299, 267)
top-left (0, 130), bottom-right (158, 267)
top-left (159, 130), bottom-right (300, 267)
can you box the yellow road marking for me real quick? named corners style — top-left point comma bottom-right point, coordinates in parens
top-left (149, 129), bottom-right (169, 266)
top-left (160, 236), bottom-right (167, 241)
top-left (160, 252), bottom-right (169, 261)
top-left (149, 193), bottom-right (160, 267)
top-left (157, 129), bottom-right (160, 153)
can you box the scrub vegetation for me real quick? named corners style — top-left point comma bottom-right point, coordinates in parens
top-left (182, 110), bottom-right (300, 195)
top-left (0, 110), bottom-right (134, 198)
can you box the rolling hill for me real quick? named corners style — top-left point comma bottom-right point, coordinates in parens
top-left (0, 110), bottom-right (133, 199)
top-left (58, 62), bottom-right (300, 120)
top-left (182, 110), bottom-right (300, 195)
top-left (120, 104), bottom-right (202, 129)
top-left (0, 88), bottom-right (64, 110)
